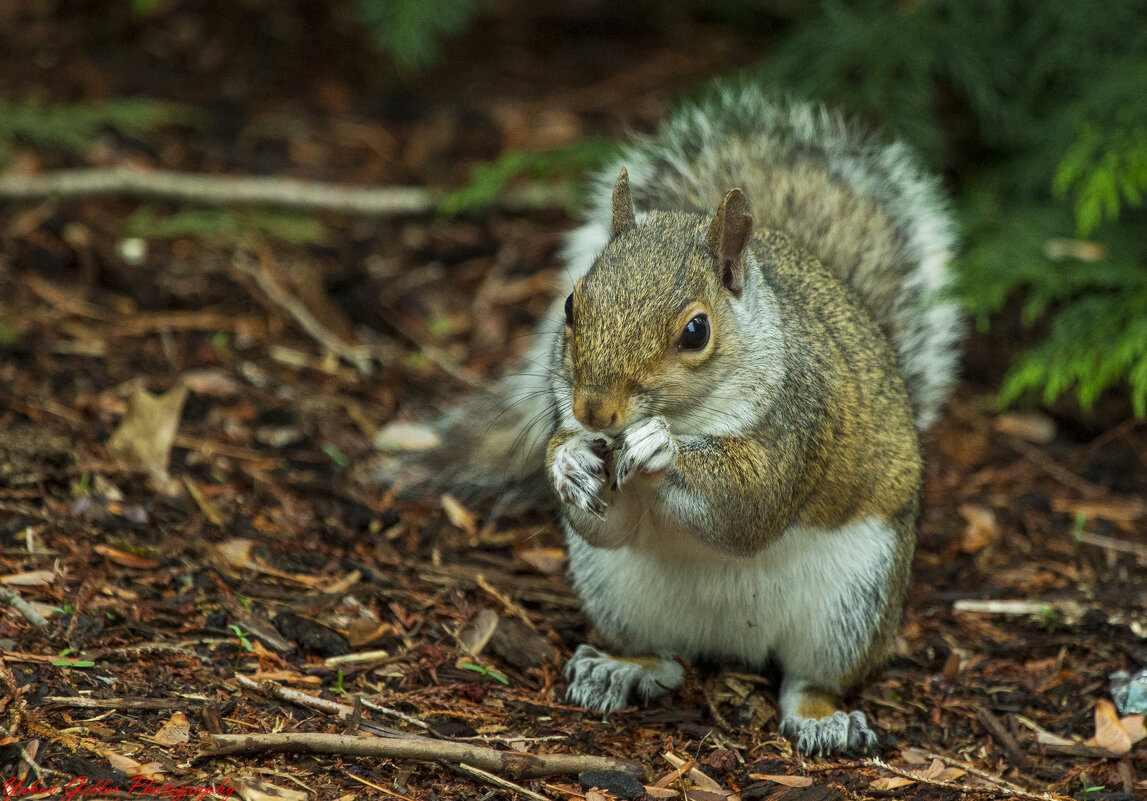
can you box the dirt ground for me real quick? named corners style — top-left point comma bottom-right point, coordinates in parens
top-left (0, 2), bottom-right (1145, 800)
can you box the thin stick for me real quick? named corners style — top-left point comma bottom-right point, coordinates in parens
top-left (923, 754), bottom-right (1071, 801)
top-left (0, 168), bottom-right (568, 215)
top-left (0, 587), bottom-right (50, 630)
top-left (201, 732), bottom-right (644, 780)
top-left (0, 169), bottom-right (438, 215)
top-left (455, 762), bottom-right (552, 801)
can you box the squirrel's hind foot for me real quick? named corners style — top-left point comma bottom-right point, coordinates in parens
top-left (564, 644), bottom-right (683, 714)
top-left (779, 680), bottom-right (878, 755)
top-left (779, 710), bottom-right (878, 756)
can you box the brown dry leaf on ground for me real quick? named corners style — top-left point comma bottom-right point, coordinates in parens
top-left (105, 383), bottom-right (189, 491)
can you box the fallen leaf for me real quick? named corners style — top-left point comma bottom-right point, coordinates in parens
top-left (1122, 714), bottom-right (1146, 744)
top-left (957, 504), bottom-right (999, 554)
top-left (994, 411), bottom-right (1056, 443)
top-left (643, 789), bottom-right (679, 800)
top-left (517, 547), bottom-right (567, 575)
top-left (150, 712), bottom-right (190, 746)
top-left (748, 774), bottom-right (812, 787)
top-left (459, 608), bottom-right (500, 656)
top-left (0, 570), bottom-right (55, 587)
top-left (102, 750), bottom-right (166, 780)
top-left (106, 383), bottom-right (188, 491)
top-left (1088, 698), bottom-right (1132, 755)
top-left (235, 778), bottom-right (308, 801)
top-left (869, 776), bottom-right (915, 790)
top-left (373, 421), bottom-right (441, 451)
top-left (213, 538), bottom-right (256, 570)
top-left (441, 493), bottom-right (477, 536)
top-left (93, 545), bottom-right (159, 569)
top-left (898, 747), bottom-right (931, 764)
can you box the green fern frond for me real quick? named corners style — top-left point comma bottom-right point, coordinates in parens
top-left (352, 0), bottom-right (483, 72)
top-left (0, 97), bottom-right (197, 160)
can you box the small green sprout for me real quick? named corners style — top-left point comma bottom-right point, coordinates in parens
top-left (459, 662), bottom-right (509, 685)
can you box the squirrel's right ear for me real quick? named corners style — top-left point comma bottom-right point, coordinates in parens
top-left (705, 188), bottom-right (753, 298)
top-left (610, 167), bottom-right (637, 235)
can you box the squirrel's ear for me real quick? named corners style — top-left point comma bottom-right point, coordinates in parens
top-left (611, 167), bottom-right (637, 235)
top-left (705, 188), bottom-right (752, 297)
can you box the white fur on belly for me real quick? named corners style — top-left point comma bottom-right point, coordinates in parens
top-left (566, 513), bottom-right (896, 688)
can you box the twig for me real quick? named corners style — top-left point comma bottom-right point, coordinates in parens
top-left (976, 708), bottom-right (1034, 768)
top-left (201, 732), bottom-right (644, 780)
top-left (0, 167), bottom-right (570, 215)
top-left (0, 168), bottom-right (438, 214)
top-left (924, 753), bottom-right (1072, 801)
top-left (455, 762), bottom-right (552, 801)
top-left (0, 586), bottom-right (50, 630)
top-left (235, 252), bottom-right (379, 376)
top-left (41, 697), bottom-right (185, 710)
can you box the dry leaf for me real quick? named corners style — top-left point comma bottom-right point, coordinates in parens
top-left (1122, 714), bottom-right (1146, 744)
top-left (150, 712), bottom-right (190, 746)
top-left (644, 789), bottom-right (679, 800)
top-left (93, 545), bottom-right (160, 569)
top-left (102, 750), bottom-right (166, 780)
top-left (213, 538), bottom-right (256, 570)
top-left (373, 421), bottom-right (441, 451)
top-left (441, 493), bottom-right (478, 535)
top-left (994, 411), bottom-right (1056, 443)
top-left (898, 747), bottom-right (932, 764)
top-left (0, 570), bottom-right (55, 587)
top-left (459, 608), bottom-right (500, 656)
top-left (106, 383), bottom-right (188, 490)
top-left (870, 776), bottom-right (915, 790)
top-left (683, 791), bottom-right (727, 801)
top-left (957, 504), bottom-right (999, 554)
top-left (517, 547), bottom-right (567, 574)
top-left (584, 791), bottom-right (612, 801)
top-left (916, 759), bottom-right (946, 780)
top-left (1088, 698), bottom-right (1132, 755)
top-left (235, 778), bottom-right (309, 801)
top-left (748, 774), bottom-right (813, 787)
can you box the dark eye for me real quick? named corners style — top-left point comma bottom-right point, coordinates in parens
top-left (679, 315), bottom-right (709, 350)
top-left (564, 292), bottom-right (574, 326)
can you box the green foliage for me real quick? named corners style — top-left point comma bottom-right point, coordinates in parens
top-left (754, 0), bottom-right (1147, 415)
top-left (440, 138), bottom-right (621, 217)
top-left (125, 207), bottom-right (328, 246)
top-left (352, 0), bottom-right (484, 72)
top-left (0, 97), bottom-right (196, 164)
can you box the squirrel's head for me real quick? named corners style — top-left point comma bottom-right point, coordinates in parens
top-left (562, 167), bottom-right (754, 435)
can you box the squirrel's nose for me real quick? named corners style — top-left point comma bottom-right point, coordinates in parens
top-left (572, 392), bottom-right (626, 432)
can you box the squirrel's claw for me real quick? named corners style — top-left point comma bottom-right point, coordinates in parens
top-left (551, 434), bottom-right (609, 518)
top-left (779, 710), bottom-right (879, 756)
top-left (615, 416), bottom-right (678, 487)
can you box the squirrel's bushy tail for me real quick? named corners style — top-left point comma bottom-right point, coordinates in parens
top-left (361, 291), bottom-right (570, 504)
top-left (578, 85), bottom-right (962, 429)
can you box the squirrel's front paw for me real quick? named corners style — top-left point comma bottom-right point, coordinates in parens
top-left (615, 416), bottom-right (678, 487)
top-left (551, 434), bottom-right (609, 518)
top-left (565, 644), bottom-right (683, 714)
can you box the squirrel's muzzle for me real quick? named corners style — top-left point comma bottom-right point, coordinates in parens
top-left (571, 389), bottom-right (629, 433)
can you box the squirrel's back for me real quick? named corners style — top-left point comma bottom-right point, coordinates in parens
top-left (565, 86), bottom-right (961, 429)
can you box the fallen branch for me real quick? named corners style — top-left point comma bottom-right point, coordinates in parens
top-left (0, 168), bottom-right (568, 216)
top-left (0, 587), bottom-right (50, 630)
top-left (201, 732), bottom-right (644, 780)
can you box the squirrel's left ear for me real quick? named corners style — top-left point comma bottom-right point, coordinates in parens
top-left (610, 167), bottom-right (637, 235)
top-left (705, 188), bottom-right (753, 298)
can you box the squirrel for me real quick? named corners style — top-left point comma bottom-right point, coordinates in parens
top-left (367, 85), bottom-right (961, 755)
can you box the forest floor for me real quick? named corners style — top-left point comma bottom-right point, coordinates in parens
top-left (0, 2), bottom-right (1145, 800)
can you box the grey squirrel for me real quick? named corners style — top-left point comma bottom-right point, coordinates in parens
top-left (369, 86), bottom-right (961, 755)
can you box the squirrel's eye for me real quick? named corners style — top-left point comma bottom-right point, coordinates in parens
top-left (679, 315), bottom-right (710, 350)
top-left (564, 292), bottom-right (574, 326)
